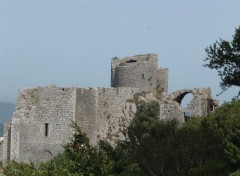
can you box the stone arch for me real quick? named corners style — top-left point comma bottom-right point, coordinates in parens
top-left (170, 90), bottom-right (195, 121)
top-left (42, 150), bottom-right (53, 160)
top-left (166, 88), bottom-right (219, 117)
top-left (173, 91), bottom-right (192, 105)
top-left (168, 89), bottom-right (193, 103)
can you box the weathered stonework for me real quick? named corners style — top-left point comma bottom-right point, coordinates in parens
top-left (3, 85), bottom-right (76, 162)
top-left (160, 88), bottom-right (219, 122)
top-left (111, 54), bottom-right (168, 95)
top-left (2, 53), bottom-right (219, 163)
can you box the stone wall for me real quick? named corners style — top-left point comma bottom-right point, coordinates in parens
top-left (160, 88), bottom-right (219, 121)
top-left (111, 54), bottom-right (158, 93)
top-left (75, 88), bottom-right (98, 145)
top-left (2, 122), bottom-right (11, 163)
top-left (3, 85), bottom-right (76, 162)
top-left (160, 99), bottom-right (185, 122)
top-left (157, 68), bottom-right (169, 95)
top-left (96, 87), bottom-right (139, 144)
top-left (75, 87), bottom-right (139, 145)
top-left (0, 137), bottom-right (4, 163)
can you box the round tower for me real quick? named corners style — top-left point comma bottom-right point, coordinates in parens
top-left (111, 54), bottom-right (158, 93)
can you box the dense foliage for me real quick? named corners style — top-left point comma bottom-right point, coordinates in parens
top-left (204, 26), bottom-right (240, 96)
top-left (128, 101), bottom-right (227, 176)
top-left (4, 100), bottom-right (240, 175)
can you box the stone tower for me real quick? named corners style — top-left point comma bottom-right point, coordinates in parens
top-left (111, 54), bottom-right (168, 95)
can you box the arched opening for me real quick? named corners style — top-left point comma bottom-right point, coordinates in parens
top-left (208, 99), bottom-right (217, 113)
top-left (42, 150), bottom-right (53, 160)
top-left (181, 93), bottom-right (193, 108)
top-left (174, 92), bottom-right (194, 121)
top-left (182, 93), bottom-right (194, 121)
top-left (174, 92), bottom-right (192, 105)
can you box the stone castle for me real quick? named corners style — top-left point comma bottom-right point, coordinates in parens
top-left (1, 54), bottom-right (219, 163)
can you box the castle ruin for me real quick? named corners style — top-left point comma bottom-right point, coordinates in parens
top-left (2, 54), bottom-right (219, 163)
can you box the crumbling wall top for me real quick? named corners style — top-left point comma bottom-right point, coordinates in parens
top-left (112, 53), bottom-right (157, 65)
top-left (166, 88), bottom-right (214, 104)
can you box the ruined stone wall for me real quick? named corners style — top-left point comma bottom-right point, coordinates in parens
top-left (96, 87), bottom-right (139, 143)
top-left (157, 68), bottom-right (169, 95)
top-left (111, 54), bottom-right (158, 93)
top-left (75, 87), bottom-right (139, 145)
top-left (4, 85), bottom-right (76, 162)
top-left (3, 86), bottom-right (141, 162)
top-left (161, 88), bottom-right (219, 121)
top-left (160, 99), bottom-right (185, 122)
top-left (75, 88), bottom-right (98, 145)
top-left (9, 118), bottom-right (20, 161)
top-left (2, 122), bottom-right (11, 164)
top-left (0, 137), bottom-right (4, 163)
top-left (186, 88), bottom-right (218, 116)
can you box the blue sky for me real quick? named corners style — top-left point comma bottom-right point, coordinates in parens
top-left (0, 0), bottom-right (240, 104)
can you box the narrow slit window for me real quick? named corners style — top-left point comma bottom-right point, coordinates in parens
top-left (45, 123), bottom-right (49, 137)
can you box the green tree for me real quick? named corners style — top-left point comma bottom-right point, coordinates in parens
top-left (63, 122), bottom-right (142, 176)
top-left (98, 140), bottom-right (142, 176)
top-left (4, 122), bottom-right (113, 176)
top-left (57, 122), bottom-right (113, 176)
top-left (128, 100), bottom-right (228, 176)
top-left (3, 121), bottom-right (141, 176)
top-left (230, 170), bottom-right (240, 176)
top-left (204, 26), bottom-right (240, 96)
top-left (204, 99), bottom-right (240, 171)
top-left (184, 117), bottom-right (228, 176)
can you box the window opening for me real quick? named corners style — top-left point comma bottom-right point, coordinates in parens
top-left (209, 104), bottom-right (215, 111)
top-left (45, 123), bottom-right (49, 137)
top-left (178, 93), bottom-right (194, 122)
top-left (126, 60), bottom-right (137, 63)
top-left (181, 93), bottom-right (193, 108)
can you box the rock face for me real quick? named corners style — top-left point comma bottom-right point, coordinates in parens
top-left (2, 54), bottom-right (219, 163)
